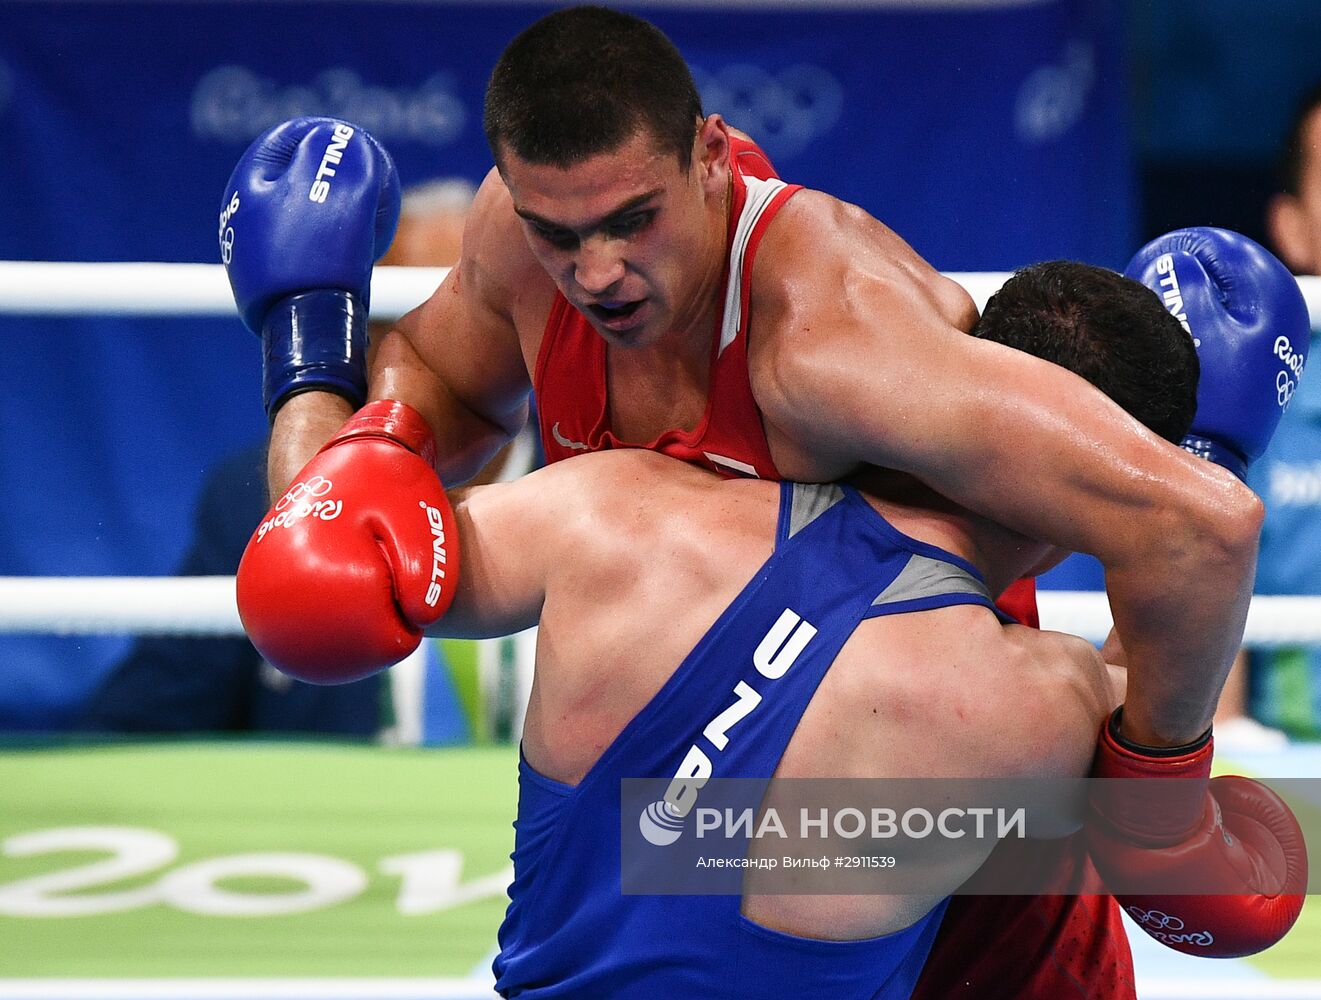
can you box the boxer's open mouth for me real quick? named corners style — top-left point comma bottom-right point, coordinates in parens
top-left (589, 299), bottom-right (643, 321)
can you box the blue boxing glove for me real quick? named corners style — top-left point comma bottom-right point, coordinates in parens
top-left (1124, 227), bottom-right (1310, 479)
top-left (219, 117), bottom-right (401, 418)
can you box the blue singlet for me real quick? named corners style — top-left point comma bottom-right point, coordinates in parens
top-left (494, 482), bottom-right (1009, 998)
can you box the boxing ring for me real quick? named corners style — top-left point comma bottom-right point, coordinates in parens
top-left (1, 263), bottom-right (1320, 1000)
top-left (3, 262), bottom-right (1321, 647)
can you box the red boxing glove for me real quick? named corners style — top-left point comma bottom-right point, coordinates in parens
top-left (237, 400), bottom-right (460, 684)
top-left (1087, 709), bottom-right (1307, 957)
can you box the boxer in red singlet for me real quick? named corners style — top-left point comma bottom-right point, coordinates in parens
top-left (244, 8), bottom-right (1263, 996)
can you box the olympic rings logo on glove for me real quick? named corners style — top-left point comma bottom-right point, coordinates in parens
top-left (1127, 907), bottom-right (1184, 931)
top-left (1278, 369), bottom-right (1297, 409)
top-left (257, 476), bottom-right (343, 542)
top-left (276, 475), bottom-right (334, 511)
top-left (218, 190), bottom-right (240, 265)
top-left (1125, 906), bottom-right (1216, 948)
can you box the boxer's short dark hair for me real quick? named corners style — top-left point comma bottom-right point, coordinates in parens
top-left (974, 261), bottom-right (1198, 445)
top-left (484, 6), bottom-right (704, 171)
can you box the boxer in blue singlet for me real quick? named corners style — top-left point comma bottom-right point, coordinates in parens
top-left (492, 476), bottom-right (1011, 997)
top-left (242, 249), bottom-right (1309, 993)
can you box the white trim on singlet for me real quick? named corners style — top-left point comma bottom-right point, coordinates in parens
top-left (718, 175), bottom-right (789, 358)
top-left (702, 451), bottom-right (760, 478)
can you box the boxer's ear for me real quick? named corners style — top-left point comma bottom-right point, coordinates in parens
top-left (695, 114), bottom-right (730, 194)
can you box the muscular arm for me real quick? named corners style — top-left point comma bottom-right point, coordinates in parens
top-left (267, 170), bottom-right (536, 495)
top-left (754, 193), bottom-right (1262, 747)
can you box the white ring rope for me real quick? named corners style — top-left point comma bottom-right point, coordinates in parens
top-left (0, 577), bottom-right (241, 636)
top-left (0, 262), bottom-right (448, 321)
top-left (3, 262), bottom-right (1320, 646)
top-left (3, 261), bottom-right (1320, 325)
top-left (0, 580), bottom-right (1318, 647)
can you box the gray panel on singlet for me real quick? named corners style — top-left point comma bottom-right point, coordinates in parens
top-left (872, 553), bottom-right (993, 608)
top-left (787, 482), bottom-right (845, 539)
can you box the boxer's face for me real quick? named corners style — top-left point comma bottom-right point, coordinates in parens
top-left (500, 118), bottom-right (731, 348)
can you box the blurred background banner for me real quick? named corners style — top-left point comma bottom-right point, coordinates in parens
top-left (0, 0), bottom-right (1132, 728)
top-left (0, 0), bottom-right (1132, 267)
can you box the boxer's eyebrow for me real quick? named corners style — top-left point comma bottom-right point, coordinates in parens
top-left (514, 189), bottom-right (663, 236)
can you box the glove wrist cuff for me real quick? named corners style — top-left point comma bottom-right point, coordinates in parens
top-left (1091, 707), bottom-right (1214, 843)
top-left (1104, 706), bottom-right (1213, 764)
top-left (1180, 435), bottom-right (1248, 482)
top-left (262, 290), bottom-right (369, 419)
top-left (325, 399), bottom-right (438, 469)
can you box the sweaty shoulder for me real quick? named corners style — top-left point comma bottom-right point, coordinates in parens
top-left (741, 190), bottom-right (979, 477)
top-left (752, 189), bottom-right (977, 335)
top-left (544, 448), bottom-right (747, 537)
top-left (516, 449), bottom-right (775, 611)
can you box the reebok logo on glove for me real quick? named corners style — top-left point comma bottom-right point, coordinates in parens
top-left (308, 123), bottom-right (355, 204)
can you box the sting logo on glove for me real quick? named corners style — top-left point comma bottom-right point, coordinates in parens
top-left (1153, 254), bottom-right (1192, 336)
top-left (419, 499), bottom-right (452, 609)
top-left (309, 122), bottom-right (356, 204)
